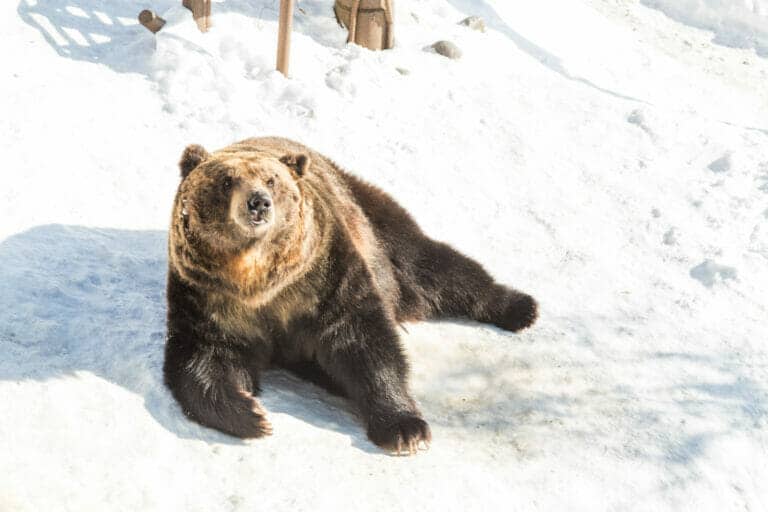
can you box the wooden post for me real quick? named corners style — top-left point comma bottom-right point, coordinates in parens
top-left (347, 0), bottom-right (360, 44)
top-left (334, 0), bottom-right (394, 51)
top-left (276, 0), bottom-right (294, 76)
top-left (184, 0), bottom-right (211, 32)
top-left (383, 0), bottom-right (394, 49)
top-left (138, 10), bottom-right (166, 34)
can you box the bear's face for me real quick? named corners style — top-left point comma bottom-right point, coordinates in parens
top-left (176, 145), bottom-right (310, 252)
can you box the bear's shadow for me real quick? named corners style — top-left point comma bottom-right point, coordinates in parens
top-left (0, 224), bottom-right (376, 453)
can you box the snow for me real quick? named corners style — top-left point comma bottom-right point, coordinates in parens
top-left (1, 0), bottom-right (767, 510)
top-left (642, 0), bottom-right (768, 56)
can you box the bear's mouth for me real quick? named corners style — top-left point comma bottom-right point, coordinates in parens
top-left (230, 188), bottom-right (273, 234)
top-left (248, 211), bottom-right (270, 226)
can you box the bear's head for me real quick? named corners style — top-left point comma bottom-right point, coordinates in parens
top-left (174, 144), bottom-right (311, 253)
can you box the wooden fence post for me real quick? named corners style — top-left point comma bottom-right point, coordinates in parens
top-left (179, 0), bottom-right (296, 73)
top-left (276, 0), bottom-right (294, 76)
top-left (183, 0), bottom-right (211, 32)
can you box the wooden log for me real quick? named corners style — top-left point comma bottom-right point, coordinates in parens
top-left (276, 0), bottom-right (294, 76)
top-left (138, 10), bottom-right (166, 34)
top-left (182, 0), bottom-right (192, 11)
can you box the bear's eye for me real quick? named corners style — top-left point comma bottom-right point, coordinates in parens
top-left (222, 176), bottom-right (233, 190)
top-left (266, 177), bottom-right (275, 188)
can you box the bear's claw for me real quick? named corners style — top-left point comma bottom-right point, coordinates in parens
top-left (219, 391), bottom-right (273, 439)
top-left (368, 415), bottom-right (432, 456)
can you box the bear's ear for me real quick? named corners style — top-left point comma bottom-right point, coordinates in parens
top-left (179, 144), bottom-right (210, 179)
top-left (279, 153), bottom-right (311, 178)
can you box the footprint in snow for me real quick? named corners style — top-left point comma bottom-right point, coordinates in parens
top-left (325, 65), bottom-right (355, 96)
top-left (689, 259), bottom-right (737, 288)
top-left (663, 228), bottom-right (678, 245)
top-left (708, 153), bottom-right (732, 173)
top-left (757, 162), bottom-right (768, 193)
top-left (627, 109), bottom-right (653, 136)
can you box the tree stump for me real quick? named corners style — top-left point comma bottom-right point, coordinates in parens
top-left (334, 0), bottom-right (394, 50)
top-left (138, 10), bottom-right (166, 34)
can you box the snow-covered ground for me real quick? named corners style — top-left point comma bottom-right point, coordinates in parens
top-left (641, 0), bottom-right (768, 56)
top-left (2, 0), bottom-right (767, 510)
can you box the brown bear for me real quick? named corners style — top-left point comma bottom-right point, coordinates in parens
top-left (164, 137), bottom-right (538, 454)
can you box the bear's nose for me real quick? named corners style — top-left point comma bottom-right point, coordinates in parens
top-left (247, 192), bottom-right (272, 213)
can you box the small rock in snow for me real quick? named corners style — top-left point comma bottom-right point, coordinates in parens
top-left (429, 41), bottom-right (462, 60)
top-left (396, 67), bottom-right (411, 76)
top-left (459, 16), bottom-right (486, 32)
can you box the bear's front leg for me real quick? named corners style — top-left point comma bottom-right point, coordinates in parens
top-left (316, 299), bottom-right (431, 455)
top-left (164, 274), bottom-right (272, 439)
top-left (164, 338), bottom-right (273, 439)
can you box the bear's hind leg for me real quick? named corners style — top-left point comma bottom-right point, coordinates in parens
top-left (408, 239), bottom-right (538, 332)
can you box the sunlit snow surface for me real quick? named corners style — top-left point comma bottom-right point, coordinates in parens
top-left (1, 0), bottom-right (767, 510)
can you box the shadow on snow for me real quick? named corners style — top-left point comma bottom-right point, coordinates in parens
top-left (0, 224), bottom-right (765, 472)
top-left (16, 0), bottom-right (345, 76)
top-left (0, 224), bottom-right (375, 452)
top-left (445, 0), bottom-right (648, 103)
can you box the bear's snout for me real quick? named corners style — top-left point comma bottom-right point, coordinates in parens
top-left (245, 190), bottom-right (273, 227)
top-left (247, 191), bottom-right (272, 214)
top-left (228, 184), bottom-right (277, 234)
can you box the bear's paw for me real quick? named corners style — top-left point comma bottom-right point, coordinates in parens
top-left (367, 414), bottom-right (432, 456)
top-left (495, 293), bottom-right (538, 333)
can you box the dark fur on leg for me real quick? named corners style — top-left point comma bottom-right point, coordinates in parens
top-left (277, 359), bottom-right (348, 398)
top-left (314, 251), bottom-right (431, 454)
top-left (409, 239), bottom-right (538, 332)
top-left (477, 285), bottom-right (539, 333)
top-left (341, 172), bottom-right (538, 332)
top-left (164, 271), bottom-right (272, 438)
top-left (163, 353), bottom-right (273, 438)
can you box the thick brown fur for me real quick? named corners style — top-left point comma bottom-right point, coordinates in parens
top-left (164, 137), bottom-right (538, 454)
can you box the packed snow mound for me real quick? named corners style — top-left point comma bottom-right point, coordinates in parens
top-left (642, 0), bottom-right (768, 55)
